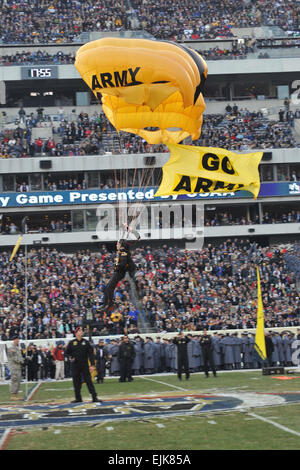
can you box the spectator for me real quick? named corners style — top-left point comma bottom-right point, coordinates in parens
top-left (9, 222), bottom-right (18, 234)
top-left (18, 107), bottom-right (26, 124)
top-left (279, 109), bottom-right (285, 122)
top-left (52, 342), bottom-right (65, 380)
top-left (35, 137), bottom-right (43, 154)
top-left (19, 182), bottom-right (29, 192)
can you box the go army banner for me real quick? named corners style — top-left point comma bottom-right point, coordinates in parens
top-left (155, 144), bottom-right (263, 199)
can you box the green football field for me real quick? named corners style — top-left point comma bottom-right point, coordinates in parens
top-left (1, 370), bottom-right (300, 451)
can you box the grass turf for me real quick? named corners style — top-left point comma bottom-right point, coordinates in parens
top-left (1, 371), bottom-right (300, 450)
top-left (4, 404), bottom-right (300, 450)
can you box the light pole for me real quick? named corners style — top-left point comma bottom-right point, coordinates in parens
top-left (24, 240), bottom-right (29, 398)
top-left (24, 239), bottom-right (45, 397)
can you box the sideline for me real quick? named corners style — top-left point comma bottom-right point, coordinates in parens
top-left (248, 412), bottom-right (300, 437)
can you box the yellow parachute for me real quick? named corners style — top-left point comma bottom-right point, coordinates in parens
top-left (75, 37), bottom-right (207, 144)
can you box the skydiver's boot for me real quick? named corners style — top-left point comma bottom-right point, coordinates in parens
top-left (98, 302), bottom-right (114, 316)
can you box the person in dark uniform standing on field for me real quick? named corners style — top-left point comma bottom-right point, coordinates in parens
top-left (173, 331), bottom-right (190, 380)
top-left (95, 339), bottom-right (108, 384)
top-left (100, 224), bottom-right (140, 313)
top-left (265, 332), bottom-right (274, 367)
top-left (65, 326), bottom-right (102, 403)
top-left (118, 335), bottom-right (136, 382)
top-left (200, 329), bottom-right (217, 378)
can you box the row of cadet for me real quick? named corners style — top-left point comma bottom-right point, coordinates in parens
top-left (105, 331), bottom-right (299, 377)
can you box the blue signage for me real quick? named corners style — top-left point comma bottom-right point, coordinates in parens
top-left (0, 182), bottom-right (298, 208)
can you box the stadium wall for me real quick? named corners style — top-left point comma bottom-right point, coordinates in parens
top-left (0, 149), bottom-right (299, 175)
top-left (0, 223), bottom-right (298, 247)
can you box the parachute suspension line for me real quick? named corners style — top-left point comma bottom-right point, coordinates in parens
top-left (120, 166), bottom-right (126, 234)
top-left (132, 166), bottom-right (137, 193)
top-left (114, 130), bottom-right (124, 235)
top-left (129, 165), bottom-right (138, 222)
top-left (138, 105), bottom-right (156, 201)
top-left (139, 162), bottom-right (156, 194)
top-left (125, 164), bottom-right (129, 230)
top-left (113, 167), bottom-right (122, 236)
top-left (125, 162), bottom-right (155, 233)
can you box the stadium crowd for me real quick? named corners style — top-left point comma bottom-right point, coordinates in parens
top-left (0, 42), bottom-right (255, 67)
top-left (15, 176), bottom-right (88, 192)
top-left (2, 37), bottom-right (300, 67)
top-left (0, 0), bottom-right (298, 44)
top-left (0, 50), bottom-right (76, 66)
top-left (0, 240), bottom-right (299, 343)
top-left (0, 218), bottom-right (72, 235)
top-left (0, 110), bottom-right (107, 158)
top-left (195, 110), bottom-right (297, 150)
top-left (129, 0), bottom-right (299, 40)
top-left (119, 108), bottom-right (298, 152)
top-left (205, 209), bottom-right (300, 226)
top-left (0, 106), bottom-right (298, 160)
top-left (0, 47), bottom-right (250, 66)
top-left (137, 240), bottom-right (300, 332)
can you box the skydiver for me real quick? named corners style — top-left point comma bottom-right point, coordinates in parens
top-left (99, 224), bottom-right (141, 313)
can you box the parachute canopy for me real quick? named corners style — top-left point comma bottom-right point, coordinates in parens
top-left (75, 37), bottom-right (207, 144)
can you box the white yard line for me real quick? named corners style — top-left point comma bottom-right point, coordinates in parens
top-left (248, 412), bottom-right (300, 437)
top-left (0, 428), bottom-right (12, 450)
top-left (140, 376), bottom-right (188, 392)
top-left (25, 381), bottom-right (42, 401)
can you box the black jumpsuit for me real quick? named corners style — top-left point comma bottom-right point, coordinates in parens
top-left (102, 231), bottom-right (140, 309)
